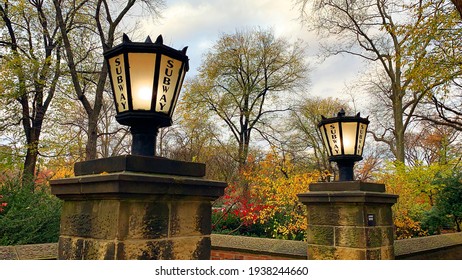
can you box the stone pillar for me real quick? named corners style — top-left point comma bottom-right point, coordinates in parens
top-left (298, 181), bottom-right (398, 260)
top-left (51, 155), bottom-right (226, 260)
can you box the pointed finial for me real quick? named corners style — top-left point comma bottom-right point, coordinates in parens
top-left (321, 115), bottom-right (327, 120)
top-left (155, 35), bottom-right (163, 44)
top-left (181, 46), bottom-right (188, 54)
top-left (356, 112), bottom-right (361, 117)
top-left (122, 33), bottom-right (131, 43)
top-left (145, 36), bottom-right (153, 43)
top-left (337, 108), bottom-right (345, 117)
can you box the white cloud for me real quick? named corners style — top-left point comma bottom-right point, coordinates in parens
top-left (139, 0), bottom-right (362, 100)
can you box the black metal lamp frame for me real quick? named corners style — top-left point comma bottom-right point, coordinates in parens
top-left (318, 109), bottom-right (369, 181)
top-left (104, 34), bottom-right (189, 157)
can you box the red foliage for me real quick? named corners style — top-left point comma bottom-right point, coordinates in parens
top-left (0, 194), bottom-right (7, 213)
top-left (216, 184), bottom-right (275, 226)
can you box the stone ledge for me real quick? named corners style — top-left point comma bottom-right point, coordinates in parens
top-left (0, 243), bottom-right (57, 260)
top-left (211, 234), bottom-right (308, 259)
top-left (394, 232), bottom-right (462, 257)
top-left (51, 171), bottom-right (227, 199)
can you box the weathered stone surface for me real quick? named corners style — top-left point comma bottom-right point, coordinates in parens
top-left (122, 201), bottom-right (170, 240)
top-left (0, 243), bottom-right (57, 260)
top-left (116, 240), bottom-right (174, 260)
top-left (306, 225), bottom-right (334, 246)
top-left (307, 245), bottom-right (336, 260)
top-left (171, 237), bottom-right (211, 260)
top-left (170, 201), bottom-right (211, 237)
top-left (211, 234), bottom-right (308, 259)
top-left (0, 246), bottom-right (17, 260)
top-left (333, 247), bottom-right (367, 260)
top-left (58, 237), bottom-right (84, 260)
top-left (365, 248), bottom-right (381, 260)
top-left (380, 245), bottom-right (395, 260)
top-left (81, 239), bottom-right (116, 260)
top-left (365, 227), bottom-right (383, 247)
top-left (60, 200), bottom-right (120, 239)
top-left (335, 227), bottom-right (367, 248)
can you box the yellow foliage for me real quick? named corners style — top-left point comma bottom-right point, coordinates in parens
top-left (241, 149), bottom-right (319, 239)
top-left (377, 161), bottom-right (453, 239)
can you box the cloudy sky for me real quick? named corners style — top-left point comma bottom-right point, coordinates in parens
top-left (139, 0), bottom-right (364, 101)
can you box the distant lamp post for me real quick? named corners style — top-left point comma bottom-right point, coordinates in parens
top-left (104, 34), bottom-right (189, 156)
top-left (318, 109), bottom-right (369, 181)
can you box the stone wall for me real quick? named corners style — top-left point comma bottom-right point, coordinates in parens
top-left (210, 233), bottom-right (462, 260)
top-left (1, 233), bottom-right (462, 260)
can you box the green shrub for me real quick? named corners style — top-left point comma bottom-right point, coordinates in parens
top-left (0, 178), bottom-right (62, 245)
top-left (421, 207), bottom-right (452, 235)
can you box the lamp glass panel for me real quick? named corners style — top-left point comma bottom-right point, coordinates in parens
top-left (320, 125), bottom-right (332, 156)
top-left (108, 54), bottom-right (129, 113)
top-left (341, 122), bottom-right (358, 155)
top-left (356, 123), bottom-right (368, 156)
top-left (169, 64), bottom-right (186, 117)
top-left (325, 122), bottom-right (341, 156)
top-left (128, 53), bottom-right (156, 110)
top-left (156, 56), bottom-right (182, 114)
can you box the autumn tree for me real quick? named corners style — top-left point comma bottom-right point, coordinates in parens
top-left (286, 96), bottom-right (349, 175)
top-left (182, 28), bottom-right (309, 169)
top-left (53, 0), bottom-right (164, 160)
top-left (0, 1), bottom-right (65, 183)
top-left (415, 82), bottom-right (462, 133)
top-left (404, 124), bottom-right (461, 166)
top-left (159, 103), bottom-right (239, 181)
top-left (296, 0), bottom-right (461, 163)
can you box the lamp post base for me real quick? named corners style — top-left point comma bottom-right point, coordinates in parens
top-left (336, 159), bottom-right (355, 181)
top-left (130, 125), bottom-right (158, 156)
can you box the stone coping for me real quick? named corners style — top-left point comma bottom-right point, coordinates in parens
top-left (0, 243), bottom-right (57, 260)
top-left (51, 171), bottom-right (227, 199)
top-left (211, 234), bottom-right (308, 259)
top-left (394, 232), bottom-right (462, 258)
top-left (1, 233), bottom-right (461, 260)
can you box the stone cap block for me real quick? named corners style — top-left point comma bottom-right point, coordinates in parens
top-left (74, 155), bottom-right (206, 177)
top-left (51, 172), bottom-right (227, 200)
top-left (309, 181), bottom-right (385, 192)
top-left (298, 191), bottom-right (398, 205)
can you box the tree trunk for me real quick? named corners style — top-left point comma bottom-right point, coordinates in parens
top-left (85, 116), bottom-right (99, 160)
top-left (392, 94), bottom-right (406, 163)
top-left (23, 145), bottom-right (38, 187)
top-left (22, 125), bottom-right (42, 187)
top-left (451, 0), bottom-right (462, 18)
